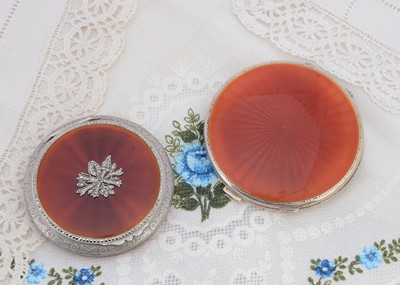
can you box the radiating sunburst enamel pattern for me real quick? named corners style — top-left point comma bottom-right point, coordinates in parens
top-left (37, 124), bottom-right (160, 238)
top-left (208, 63), bottom-right (360, 203)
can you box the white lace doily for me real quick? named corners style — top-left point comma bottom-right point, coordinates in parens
top-left (232, 0), bottom-right (400, 114)
top-left (0, 0), bottom-right (137, 283)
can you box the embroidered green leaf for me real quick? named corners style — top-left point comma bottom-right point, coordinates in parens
top-left (184, 124), bottom-right (196, 132)
top-left (165, 135), bottom-right (174, 144)
top-left (165, 134), bottom-right (182, 155)
top-left (175, 182), bottom-right (194, 198)
top-left (197, 121), bottom-right (205, 143)
top-left (180, 198), bottom-right (199, 211)
top-left (209, 194), bottom-right (230, 209)
top-left (188, 108), bottom-right (195, 117)
top-left (173, 121), bottom-right (181, 129)
top-left (196, 185), bottom-right (211, 196)
top-left (179, 130), bottom-right (196, 143)
top-left (28, 259), bottom-right (35, 266)
top-left (213, 182), bottom-right (224, 195)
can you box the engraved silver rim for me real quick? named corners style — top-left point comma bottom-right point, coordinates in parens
top-left (204, 61), bottom-right (364, 211)
top-left (24, 116), bottom-right (174, 256)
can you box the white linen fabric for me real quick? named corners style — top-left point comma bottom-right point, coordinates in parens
top-left (1, 0), bottom-right (400, 284)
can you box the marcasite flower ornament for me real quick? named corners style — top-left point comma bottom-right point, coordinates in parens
top-left (76, 155), bottom-right (123, 198)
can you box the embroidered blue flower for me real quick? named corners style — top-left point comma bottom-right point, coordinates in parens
top-left (174, 141), bottom-right (218, 188)
top-left (360, 246), bottom-right (383, 269)
top-left (315, 259), bottom-right (335, 279)
top-left (26, 262), bottom-right (47, 284)
top-left (73, 268), bottom-right (95, 285)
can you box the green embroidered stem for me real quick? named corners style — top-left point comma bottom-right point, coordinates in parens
top-left (48, 268), bottom-right (63, 285)
top-left (348, 255), bottom-right (363, 275)
top-left (194, 192), bottom-right (206, 222)
top-left (206, 198), bottom-right (211, 219)
top-left (203, 198), bottom-right (209, 222)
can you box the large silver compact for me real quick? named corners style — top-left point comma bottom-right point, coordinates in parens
top-left (205, 62), bottom-right (363, 211)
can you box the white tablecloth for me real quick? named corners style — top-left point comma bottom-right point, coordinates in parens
top-left (1, 0), bottom-right (400, 284)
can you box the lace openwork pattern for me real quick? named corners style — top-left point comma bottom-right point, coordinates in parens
top-left (232, 0), bottom-right (400, 114)
top-left (0, 0), bottom-right (137, 282)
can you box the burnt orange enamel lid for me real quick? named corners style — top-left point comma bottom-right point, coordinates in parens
top-left (37, 124), bottom-right (160, 239)
top-left (205, 63), bottom-right (363, 210)
top-left (25, 116), bottom-right (174, 256)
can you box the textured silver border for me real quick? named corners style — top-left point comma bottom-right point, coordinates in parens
top-left (24, 116), bottom-right (174, 256)
top-left (205, 62), bottom-right (364, 212)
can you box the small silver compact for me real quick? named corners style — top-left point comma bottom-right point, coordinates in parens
top-left (25, 116), bottom-right (174, 256)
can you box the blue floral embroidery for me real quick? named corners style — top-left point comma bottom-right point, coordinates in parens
top-left (165, 108), bottom-right (231, 221)
top-left (308, 239), bottom-right (400, 284)
top-left (26, 262), bottom-right (47, 284)
top-left (174, 141), bottom-right (218, 188)
top-left (359, 246), bottom-right (383, 269)
top-left (73, 268), bottom-right (95, 285)
top-left (315, 259), bottom-right (335, 279)
top-left (20, 259), bottom-right (105, 285)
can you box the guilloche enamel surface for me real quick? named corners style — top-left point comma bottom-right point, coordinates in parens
top-left (37, 124), bottom-right (160, 238)
top-left (208, 63), bottom-right (360, 203)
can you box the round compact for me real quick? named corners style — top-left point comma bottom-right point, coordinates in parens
top-left (25, 116), bottom-right (174, 256)
top-left (205, 62), bottom-right (363, 211)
